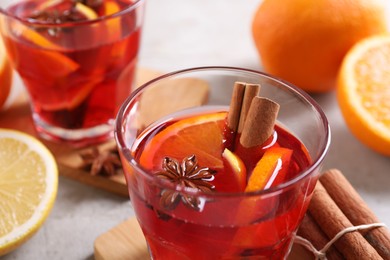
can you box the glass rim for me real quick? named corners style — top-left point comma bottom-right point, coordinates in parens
top-left (115, 66), bottom-right (331, 198)
top-left (0, 0), bottom-right (145, 27)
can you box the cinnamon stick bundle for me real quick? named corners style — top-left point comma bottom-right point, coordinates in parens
top-left (298, 213), bottom-right (343, 259)
top-left (298, 169), bottom-right (390, 259)
top-left (320, 169), bottom-right (390, 259)
top-left (227, 82), bottom-right (279, 149)
top-left (227, 82), bottom-right (261, 136)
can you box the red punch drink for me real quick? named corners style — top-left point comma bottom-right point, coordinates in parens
top-left (0, 0), bottom-right (145, 145)
top-left (115, 67), bottom-right (331, 259)
top-left (131, 109), bottom-right (312, 258)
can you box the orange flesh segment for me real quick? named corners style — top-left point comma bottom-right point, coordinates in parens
top-left (105, 0), bottom-right (121, 15)
top-left (37, 0), bottom-right (63, 11)
top-left (74, 2), bottom-right (98, 19)
top-left (9, 23), bottom-right (79, 77)
top-left (229, 147), bottom-right (293, 251)
top-left (13, 23), bottom-right (62, 50)
top-left (104, 0), bottom-right (123, 58)
top-left (39, 75), bottom-right (103, 111)
top-left (104, 1), bottom-right (121, 37)
top-left (222, 148), bottom-right (247, 191)
top-left (245, 147), bottom-right (292, 192)
top-left (139, 112), bottom-right (226, 170)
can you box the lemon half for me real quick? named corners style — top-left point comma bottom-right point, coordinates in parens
top-left (0, 129), bottom-right (58, 256)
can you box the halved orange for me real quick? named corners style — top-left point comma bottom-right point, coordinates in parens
top-left (337, 34), bottom-right (390, 156)
top-left (139, 112), bottom-right (227, 170)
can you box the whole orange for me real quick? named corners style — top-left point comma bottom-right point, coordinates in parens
top-left (0, 40), bottom-right (12, 109)
top-left (252, 0), bottom-right (388, 93)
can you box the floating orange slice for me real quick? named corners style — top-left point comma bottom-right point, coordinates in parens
top-left (38, 75), bottom-right (103, 111)
top-left (8, 22), bottom-right (79, 78)
top-left (12, 22), bottom-right (62, 51)
top-left (337, 34), bottom-right (390, 156)
top-left (139, 112), bottom-right (227, 170)
top-left (0, 39), bottom-right (12, 109)
top-left (228, 147), bottom-right (293, 251)
top-left (222, 148), bottom-right (247, 191)
top-left (75, 2), bottom-right (98, 20)
top-left (245, 147), bottom-right (293, 192)
top-left (104, 0), bottom-right (123, 58)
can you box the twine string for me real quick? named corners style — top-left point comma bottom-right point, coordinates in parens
top-left (294, 223), bottom-right (387, 260)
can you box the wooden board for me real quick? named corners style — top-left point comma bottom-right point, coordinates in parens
top-left (93, 217), bottom-right (312, 259)
top-left (0, 67), bottom-right (209, 197)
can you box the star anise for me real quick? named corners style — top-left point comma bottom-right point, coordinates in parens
top-left (80, 147), bottom-right (122, 176)
top-left (155, 155), bottom-right (216, 211)
top-left (28, 0), bottom-right (103, 24)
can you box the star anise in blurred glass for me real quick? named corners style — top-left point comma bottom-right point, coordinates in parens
top-left (28, 0), bottom-right (103, 24)
top-left (155, 155), bottom-right (216, 211)
top-left (80, 147), bottom-right (122, 176)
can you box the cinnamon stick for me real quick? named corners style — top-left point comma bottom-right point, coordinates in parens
top-left (237, 83), bottom-right (261, 134)
top-left (298, 213), bottom-right (344, 260)
top-left (239, 97), bottom-right (280, 148)
top-left (320, 169), bottom-right (390, 259)
top-left (308, 182), bottom-right (382, 259)
top-left (227, 82), bottom-right (261, 133)
top-left (227, 82), bottom-right (246, 133)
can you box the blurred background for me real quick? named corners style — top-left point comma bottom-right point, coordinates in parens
top-left (2, 0), bottom-right (390, 259)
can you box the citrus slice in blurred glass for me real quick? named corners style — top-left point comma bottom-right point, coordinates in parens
top-left (0, 129), bottom-right (58, 256)
top-left (8, 22), bottom-right (79, 77)
top-left (38, 75), bottom-right (103, 111)
top-left (0, 39), bottom-right (13, 110)
top-left (74, 2), bottom-right (98, 20)
top-left (104, 0), bottom-right (123, 58)
top-left (337, 34), bottom-right (390, 156)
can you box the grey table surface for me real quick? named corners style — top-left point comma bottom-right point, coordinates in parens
top-left (2, 0), bottom-right (390, 259)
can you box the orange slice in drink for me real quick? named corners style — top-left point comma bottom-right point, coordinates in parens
top-left (75, 2), bottom-right (98, 20)
top-left (233, 147), bottom-right (293, 225)
top-left (105, 0), bottom-right (121, 15)
top-left (246, 147), bottom-right (293, 192)
top-left (139, 112), bottom-right (227, 170)
top-left (7, 22), bottom-right (79, 78)
top-left (12, 23), bottom-right (62, 51)
top-left (37, 0), bottom-right (63, 10)
top-left (38, 75), bottom-right (104, 111)
top-left (0, 39), bottom-right (13, 110)
top-left (104, 0), bottom-right (122, 39)
top-left (222, 148), bottom-right (247, 191)
top-left (103, 0), bottom-right (124, 59)
top-left (228, 147), bottom-right (293, 251)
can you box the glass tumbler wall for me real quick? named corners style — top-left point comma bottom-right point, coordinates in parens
top-left (115, 67), bottom-right (331, 259)
top-left (0, 0), bottom-right (145, 145)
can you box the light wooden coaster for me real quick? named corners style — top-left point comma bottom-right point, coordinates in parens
top-left (94, 217), bottom-right (150, 260)
top-left (93, 217), bottom-right (311, 260)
